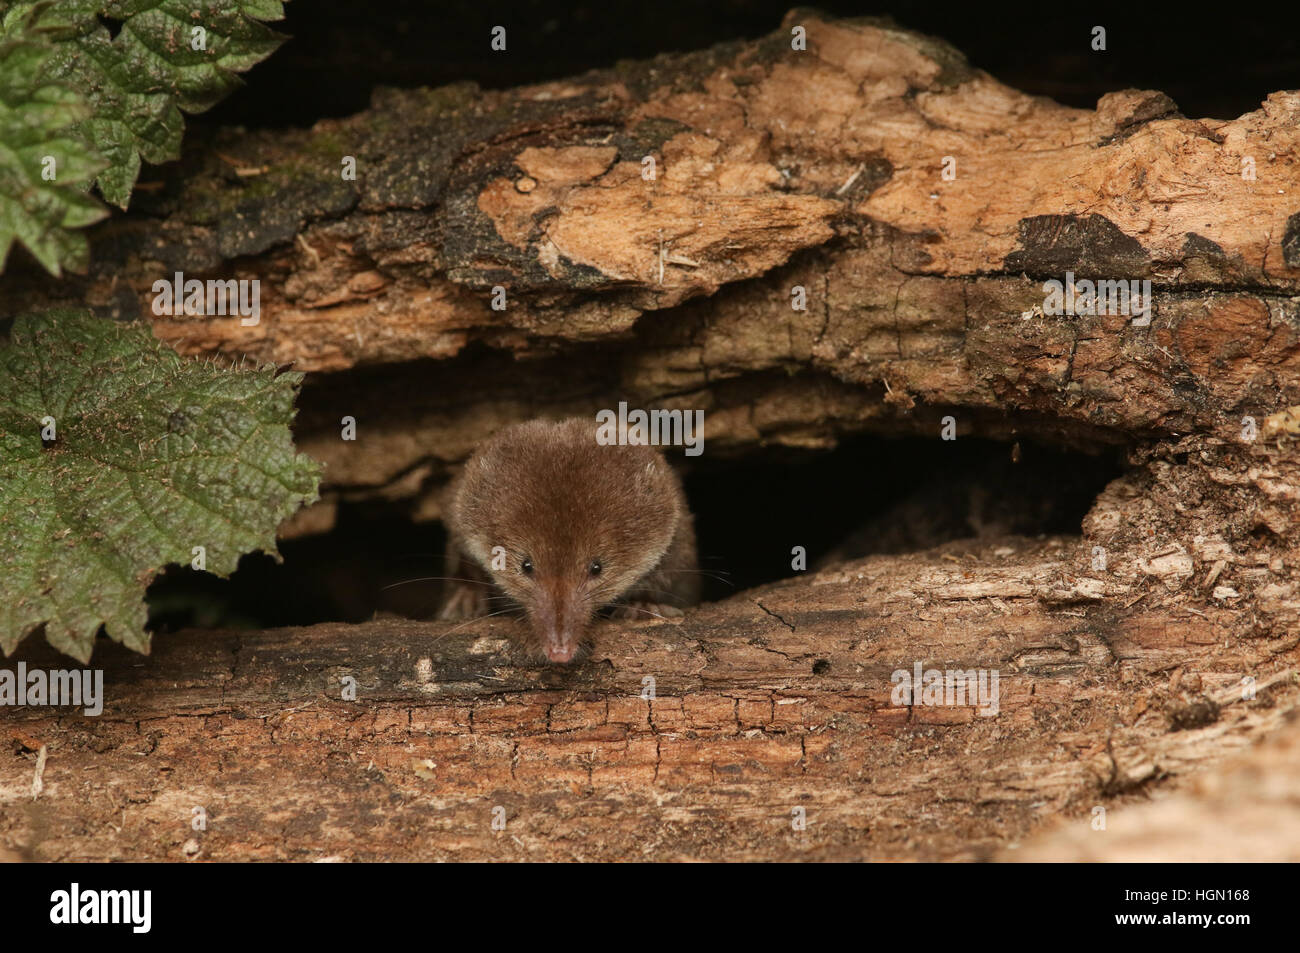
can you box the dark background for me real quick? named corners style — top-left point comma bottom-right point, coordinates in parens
top-left (203, 0), bottom-right (1300, 130)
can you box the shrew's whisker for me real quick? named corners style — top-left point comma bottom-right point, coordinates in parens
top-left (382, 575), bottom-right (497, 591)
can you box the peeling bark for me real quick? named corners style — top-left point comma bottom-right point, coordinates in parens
top-left (4, 12), bottom-right (1300, 521)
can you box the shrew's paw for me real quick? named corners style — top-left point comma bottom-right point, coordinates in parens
top-left (611, 601), bottom-right (685, 621)
top-left (438, 583), bottom-right (489, 621)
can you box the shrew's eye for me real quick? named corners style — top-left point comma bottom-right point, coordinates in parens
top-left (521, 557), bottom-right (534, 575)
top-left (588, 559), bottom-right (602, 576)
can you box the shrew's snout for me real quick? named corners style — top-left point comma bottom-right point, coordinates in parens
top-left (530, 583), bottom-right (587, 664)
top-left (544, 638), bottom-right (577, 663)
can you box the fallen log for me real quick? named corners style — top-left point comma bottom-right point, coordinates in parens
top-left (4, 12), bottom-right (1299, 528)
top-left (2, 536), bottom-right (1296, 861)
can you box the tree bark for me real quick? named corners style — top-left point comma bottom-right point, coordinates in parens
top-left (4, 12), bottom-right (1299, 525)
top-left (2, 534), bottom-right (1297, 862)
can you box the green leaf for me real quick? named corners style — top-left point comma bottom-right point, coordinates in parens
top-left (0, 310), bottom-right (321, 662)
top-left (5, 0), bottom-right (286, 210)
top-left (0, 22), bottom-right (108, 276)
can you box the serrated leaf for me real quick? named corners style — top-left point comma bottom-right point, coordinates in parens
top-left (8, 0), bottom-right (286, 209)
top-left (0, 310), bottom-right (321, 662)
top-left (0, 27), bottom-right (108, 275)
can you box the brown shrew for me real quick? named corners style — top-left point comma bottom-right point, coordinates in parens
top-left (438, 417), bottom-right (699, 662)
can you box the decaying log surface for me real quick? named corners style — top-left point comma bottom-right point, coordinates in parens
top-left (1007, 716), bottom-right (1300, 862)
top-left (2, 535), bottom-right (1297, 862)
top-left (4, 10), bottom-right (1300, 525)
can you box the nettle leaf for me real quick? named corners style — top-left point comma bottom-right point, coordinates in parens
top-left (12, 0), bottom-right (286, 209)
top-left (0, 310), bottom-right (320, 662)
top-left (0, 20), bottom-right (108, 275)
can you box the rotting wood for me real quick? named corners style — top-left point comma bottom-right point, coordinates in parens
top-left (1006, 715), bottom-right (1300, 862)
top-left (4, 12), bottom-right (1300, 527)
top-left (1, 536), bottom-right (1296, 861)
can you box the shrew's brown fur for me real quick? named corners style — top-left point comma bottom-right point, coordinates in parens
top-left (438, 417), bottom-right (699, 662)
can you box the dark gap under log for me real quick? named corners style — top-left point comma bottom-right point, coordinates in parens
top-left (145, 434), bottom-right (1128, 629)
